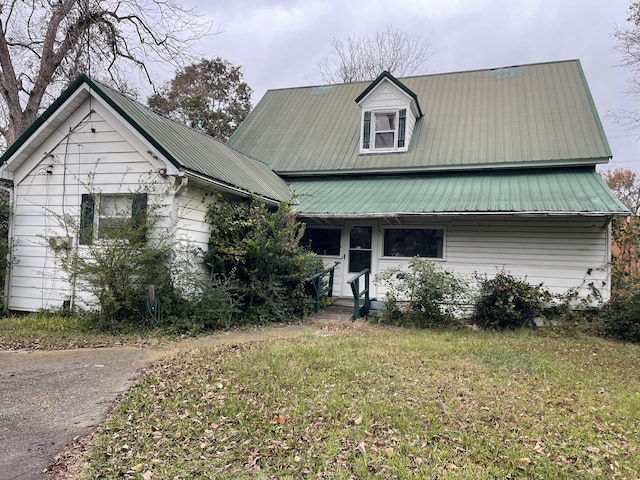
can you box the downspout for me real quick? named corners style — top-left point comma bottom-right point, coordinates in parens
top-left (0, 181), bottom-right (14, 310)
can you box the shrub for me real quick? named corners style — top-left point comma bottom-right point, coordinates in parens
top-left (204, 197), bottom-right (322, 325)
top-left (472, 272), bottom-right (549, 330)
top-left (374, 258), bottom-right (469, 328)
top-left (600, 283), bottom-right (640, 343)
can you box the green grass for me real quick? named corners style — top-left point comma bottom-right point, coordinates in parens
top-left (79, 324), bottom-right (640, 479)
top-left (0, 312), bottom-right (158, 349)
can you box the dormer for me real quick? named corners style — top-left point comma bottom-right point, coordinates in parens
top-left (355, 71), bottom-right (423, 154)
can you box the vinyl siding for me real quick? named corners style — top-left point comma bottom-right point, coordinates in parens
top-left (7, 106), bottom-right (175, 311)
top-left (310, 216), bottom-right (611, 303)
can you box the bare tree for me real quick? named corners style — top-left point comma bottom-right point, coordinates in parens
top-left (315, 25), bottom-right (433, 84)
top-left (613, 2), bottom-right (640, 127)
top-left (0, 0), bottom-right (212, 149)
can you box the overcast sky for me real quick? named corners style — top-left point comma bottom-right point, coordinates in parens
top-left (181, 0), bottom-right (640, 170)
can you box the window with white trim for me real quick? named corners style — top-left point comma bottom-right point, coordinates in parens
top-left (301, 227), bottom-right (342, 256)
top-left (383, 228), bottom-right (444, 258)
top-left (361, 108), bottom-right (407, 152)
top-left (79, 193), bottom-right (147, 245)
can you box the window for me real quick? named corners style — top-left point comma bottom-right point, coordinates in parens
top-left (349, 226), bottom-right (372, 272)
top-left (362, 109), bottom-right (407, 152)
top-left (301, 227), bottom-right (341, 256)
top-left (79, 193), bottom-right (147, 245)
top-left (374, 112), bottom-right (396, 149)
top-left (383, 228), bottom-right (444, 258)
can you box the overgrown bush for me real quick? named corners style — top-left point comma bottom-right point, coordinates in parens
top-left (61, 194), bottom-right (175, 330)
top-left (204, 197), bottom-right (322, 325)
top-left (472, 272), bottom-right (549, 330)
top-left (600, 281), bottom-right (640, 343)
top-left (374, 258), bottom-right (469, 328)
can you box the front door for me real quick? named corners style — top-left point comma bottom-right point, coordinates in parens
top-left (343, 226), bottom-right (373, 296)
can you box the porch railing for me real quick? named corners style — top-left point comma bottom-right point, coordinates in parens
top-left (347, 268), bottom-right (370, 320)
top-left (305, 263), bottom-right (337, 313)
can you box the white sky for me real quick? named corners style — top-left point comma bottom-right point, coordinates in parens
top-left (179, 0), bottom-right (640, 170)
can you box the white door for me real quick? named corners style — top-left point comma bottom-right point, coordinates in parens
top-left (342, 225), bottom-right (374, 297)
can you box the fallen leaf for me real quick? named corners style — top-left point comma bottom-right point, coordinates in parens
top-left (275, 416), bottom-right (286, 424)
top-left (384, 447), bottom-right (395, 458)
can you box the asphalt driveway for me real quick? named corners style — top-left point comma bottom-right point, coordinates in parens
top-left (0, 324), bottom-right (319, 480)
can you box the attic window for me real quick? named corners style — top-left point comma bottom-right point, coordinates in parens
top-left (362, 108), bottom-right (407, 152)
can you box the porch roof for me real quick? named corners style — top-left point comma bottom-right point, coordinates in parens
top-left (290, 169), bottom-right (629, 217)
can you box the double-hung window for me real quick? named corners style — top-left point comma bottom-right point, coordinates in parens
top-left (374, 112), bottom-right (397, 149)
top-left (362, 108), bottom-right (407, 152)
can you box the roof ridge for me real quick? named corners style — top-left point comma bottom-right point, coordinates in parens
top-left (261, 59), bottom-right (581, 94)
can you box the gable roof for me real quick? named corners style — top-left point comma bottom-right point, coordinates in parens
top-left (354, 70), bottom-right (423, 117)
top-left (0, 74), bottom-right (291, 203)
top-left (227, 60), bottom-right (612, 176)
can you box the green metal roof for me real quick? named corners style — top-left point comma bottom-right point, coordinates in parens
top-left (291, 169), bottom-right (628, 217)
top-left (0, 75), bottom-right (291, 203)
top-left (228, 60), bottom-right (612, 176)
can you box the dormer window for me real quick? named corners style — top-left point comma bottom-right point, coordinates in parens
top-left (356, 71), bottom-right (421, 155)
top-left (362, 109), bottom-right (407, 152)
top-left (375, 112), bottom-right (396, 149)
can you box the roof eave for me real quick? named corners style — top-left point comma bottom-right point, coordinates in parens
top-left (181, 169), bottom-right (290, 206)
top-left (278, 157), bottom-right (611, 178)
top-left (298, 210), bottom-right (629, 219)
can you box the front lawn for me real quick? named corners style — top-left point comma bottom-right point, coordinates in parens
top-left (79, 323), bottom-right (640, 479)
top-left (0, 312), bottom-right (159, 350)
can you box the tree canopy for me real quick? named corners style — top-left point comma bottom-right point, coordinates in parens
top-left (147, 58), bottom-right (252, 141)
top-left (0, 0), bottom-right (210, 149)
top-left (601, 167), bottom-right (640, 215)
top-left (315, 25), bottom-right (433, 84)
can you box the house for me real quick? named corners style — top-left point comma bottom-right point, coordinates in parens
top-left (226, 59), bottom-right (628, 303)
top-left (0, 74), bottom-right (291, 312)
top-left (0, 60), bottom-right (629, 313)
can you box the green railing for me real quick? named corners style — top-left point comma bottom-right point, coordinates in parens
top-left (305, 263), bottom-right (337, 313)
top-left (347, 268), bottom-right (370, 320)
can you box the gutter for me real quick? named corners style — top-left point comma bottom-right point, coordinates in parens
top-left (297, 210), bottom-right (630, 219)
top-left (180, 169), bottom-right (286, 207)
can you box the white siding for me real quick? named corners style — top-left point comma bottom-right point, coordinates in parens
top-left (6, 102), bottom-right (176, 311)
top-left (363, 84), bottom-right (407, 110)
top-left (173, 185), bottom-right (214, 251)
top-left (310, 216), bottom-right (611, 304)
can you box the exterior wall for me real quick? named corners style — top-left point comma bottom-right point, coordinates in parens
top-left (5, 102), bottom-right (177, 312)
top-left (309, 215), bottom-right (612, 305)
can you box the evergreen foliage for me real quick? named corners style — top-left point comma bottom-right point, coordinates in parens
top-left (204, 197), bottom-right (323, 325)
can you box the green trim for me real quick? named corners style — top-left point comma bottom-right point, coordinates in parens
top-left (0, 75), bottom-right (88, 166)
top-left (575, 59), bottom-right (613, 159)
top-left (354, 71), bottom-right (423, 117)
top-left (80, 76), bottom-right (184, 171)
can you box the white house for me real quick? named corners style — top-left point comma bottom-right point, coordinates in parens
top-left (0, 60), bottom-right (629, 312)
top-left (0, 75), bottom-right (290, 312)
top-left (227, 60), bottom-right (628, 303)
